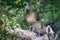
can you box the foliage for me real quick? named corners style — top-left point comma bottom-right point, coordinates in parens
top-left (0, 0), bottom-right (60, 40)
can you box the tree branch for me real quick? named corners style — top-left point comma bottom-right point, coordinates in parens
top-left (8, 28), bottom-right (49, 40)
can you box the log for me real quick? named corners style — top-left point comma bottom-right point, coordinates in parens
top-left (8, 28), bottom-right (49, 40)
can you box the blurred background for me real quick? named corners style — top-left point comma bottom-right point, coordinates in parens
top-left (0, 0), bottom-right (60, 40)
